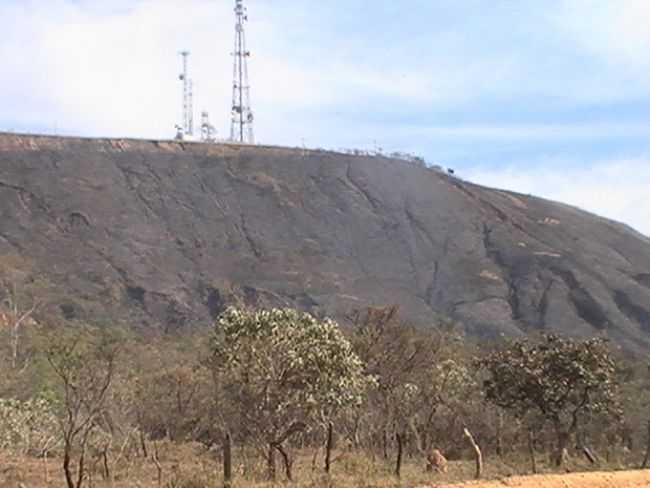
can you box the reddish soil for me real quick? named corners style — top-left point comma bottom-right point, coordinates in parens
top-left (425, 470), bottom-right (650, 488)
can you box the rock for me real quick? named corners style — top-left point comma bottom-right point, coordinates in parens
top-left (1, 133), bottom-right (650, 353)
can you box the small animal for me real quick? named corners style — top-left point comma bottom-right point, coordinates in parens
top-left (426, 448), bottom-right (448, 473)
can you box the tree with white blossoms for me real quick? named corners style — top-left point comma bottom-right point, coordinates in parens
top-left (208, 307), bottom-right (374, 481)
top-left (0, 397), bottom-right (60, 457)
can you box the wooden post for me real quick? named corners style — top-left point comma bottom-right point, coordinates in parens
top-left (642, 421), bottom-right (650, 469)
top-left (223, 432), bottom-right (232, 488)
top-left (395, 432), bottom-right (403, 479)
top-left (43, 451), bottom-right (50, 485)
top-left (325, 422), bottom-right (334, 474)
top-left (464, 428), bottom-right (482, 480)
top-left (528, 429), bottom-right (537, 474)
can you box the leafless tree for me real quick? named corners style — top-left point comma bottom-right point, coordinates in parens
top-left (0, 270), bottom-right (42, 370)
top-left (46, 329), bottom-right (119, 488)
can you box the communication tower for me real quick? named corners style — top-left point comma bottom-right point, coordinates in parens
top-left (200, 111), bottom-right (217, 142)
top-left (230, 0), bottom-right (255, 144)
top-left (178, 51), bottom-right (194, 139)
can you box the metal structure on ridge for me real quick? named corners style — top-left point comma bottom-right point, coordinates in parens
top-left (200, 111), bottom-right (217, 142)
top-left (230, 0), bottom-right (255, 144)
top-left (177, 51), bottom-right (194, 140)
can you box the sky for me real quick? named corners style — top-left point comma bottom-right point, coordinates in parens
top-left (1, 0), bottom-right (650, 236)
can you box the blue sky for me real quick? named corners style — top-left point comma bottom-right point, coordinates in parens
top-left (2, 0), bottom-right (650, 236)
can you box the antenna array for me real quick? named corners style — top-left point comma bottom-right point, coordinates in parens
top-left (230, 0), bottom-right (255, 144)
top-left (177, 51), bottom-right (194, 140)
top-left (201, 111), bottom-right (217, 142)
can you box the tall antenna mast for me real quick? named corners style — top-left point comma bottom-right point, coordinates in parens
top-left (178, 51), bottom-right (194, 139)
top-left (230, 0), bottom-right (255, 144)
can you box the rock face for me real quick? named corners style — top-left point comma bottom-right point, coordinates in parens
top-left (1, 133), bottom-right (650, 352)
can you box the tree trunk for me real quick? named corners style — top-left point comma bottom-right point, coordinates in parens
top-left (555, 431), bottom-right (571, 468)
top-left (11, 324), bottom-right (19, 370)
top-left (325, 422), bottom-right (333, 474)
top-left (642, 421), bottom-right (650, 469)
top-left (311, 446), bottom-right (320, 472)
top-left (101, 448), bottom-right (110, 480)
top-left (139, 430), bottom-right (148, 459)
top-left (152, 442), bottom-right (162, 488)
top-left (275, 443), bottom-right (293, 481)
top-left (352, 416), bottom-right (360, 449)
top-left (395, 432), bottom-right (403, 479)
top-left (223, 432), bottom-right (232, 488)
top-left (528, 429), bottom-right (537, 474)
top-left (382, 428), bottom-right (388, 460)
top-left (421, 431), bottom-right (429, 454)
top-left (582, 446), bottom-right (598, 465)
top-left (76, 442), bottom-right (87, 488)
top-left (496, 411), bottom-right (504, 458)
top-left (267, 443), bottom-right (276, 481)
top-left (464, 428), bottom-right (482, 480)
top-left (409, 418), bottom-right (425, 456)
top-left (63, 442), bottom-right (75, 488)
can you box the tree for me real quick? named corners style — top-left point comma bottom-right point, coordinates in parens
top-left (208, 307), bottom-right (374, 481)
top-left (350, 307), bottom-right (472, 457)
top-left (46, 327), bottom-right (119, 488)
top-left (135, 363), bottom-right (211, 443)
top-left (0, 397), bottom-right (60, 457)
top-left (476, 334), bottom-right (621, 466)
top-left (0, 255), bottom-right (46, 371)
top-left (617, 360), bottom-right (650, 466)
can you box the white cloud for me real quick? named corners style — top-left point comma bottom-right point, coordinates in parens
top-left (1, 0), bottom-right (479, 142)
top-left (554, 0), bottom-right (650, 70)
top-left (393, 122), bottom-right (650, 141)
top-left (5, 0), bottom-right (650, 142)
top-left (464, 159), bottom-right (650, 237)
top-left (0, 0), bottom-right (343, 140)
top-left (2, 0), bottom-right (650, 242)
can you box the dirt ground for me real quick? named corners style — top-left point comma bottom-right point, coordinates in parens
top-left (3, 446), bottom-right (649, 488)
top-left (426, 470), bottom-right (650, 488)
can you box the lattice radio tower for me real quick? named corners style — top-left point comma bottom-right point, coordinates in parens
top-left (177, 51), bottom-right (194, 139)
top-left (230, 0), bottom-right (255, 144)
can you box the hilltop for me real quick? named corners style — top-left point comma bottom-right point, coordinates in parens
top-left (1, 133), bottom-right (650, 352)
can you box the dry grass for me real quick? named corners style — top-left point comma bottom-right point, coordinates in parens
top-left (0, 443), bottom-right (644, 488)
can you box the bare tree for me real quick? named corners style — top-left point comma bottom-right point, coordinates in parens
top-left (46, 329), bottom-right (119, 488)
top-left (463, 428), bottom-right (482, 479)
top-left (0, 255), bottom-right (44, 371)
top-left (3, 280), bottom-right (41, 370)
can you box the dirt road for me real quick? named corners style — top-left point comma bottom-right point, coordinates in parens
top-left (425, 470), bottom-right (650, 488)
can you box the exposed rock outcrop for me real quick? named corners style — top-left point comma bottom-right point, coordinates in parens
top-left (1, 133), bottom-right (650, 353)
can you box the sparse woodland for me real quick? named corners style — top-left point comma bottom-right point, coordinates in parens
top-left (1, 259), bottom-right (650, 487)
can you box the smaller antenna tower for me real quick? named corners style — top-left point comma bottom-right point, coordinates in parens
top-left (178, 51), bottom-right (194, 139)
top-left (200, 111), bottom-right (217, 142)
top-left (230, 0), bottom-right (255, 144)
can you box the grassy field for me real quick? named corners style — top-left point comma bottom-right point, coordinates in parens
top-left (1, 442), bottom-right (644, 488)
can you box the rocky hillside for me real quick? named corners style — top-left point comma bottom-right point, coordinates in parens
top-left (1, 133), bottom-right (650, 352)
